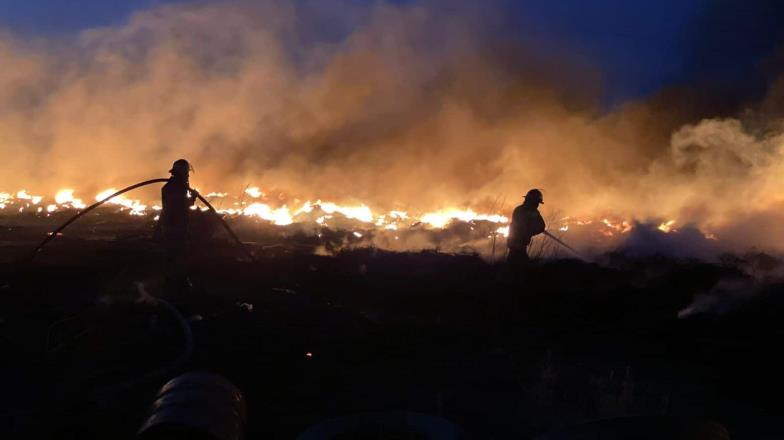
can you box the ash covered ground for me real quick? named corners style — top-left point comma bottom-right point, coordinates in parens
top-left (2, 211), bottom-right (784, 439)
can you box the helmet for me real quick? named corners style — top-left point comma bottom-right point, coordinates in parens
top-left (169, 159), bottom-right (193, 176)
top-left (524, 188), bottom-right (543, 204)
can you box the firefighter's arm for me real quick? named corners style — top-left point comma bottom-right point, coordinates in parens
top-left (532, 212), bottom-right (546, 235)
top-left (186, 188), bottom-right (199, 207)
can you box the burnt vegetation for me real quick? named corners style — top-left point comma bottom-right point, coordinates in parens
top-left (1, 213), bottom-right (784, 439)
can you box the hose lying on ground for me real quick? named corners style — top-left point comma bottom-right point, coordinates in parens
top-left (27, 178), bottom-right (256, 263)
top-left (1, 283), bottom-right (195, 428)
top-left (95, 282), bottom-right (194, 397)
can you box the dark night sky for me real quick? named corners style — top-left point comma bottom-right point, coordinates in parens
top-left (1, 0), bottom-right (782, 105)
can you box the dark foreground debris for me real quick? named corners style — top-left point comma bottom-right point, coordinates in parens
top-left (1, 232), bottom-right (784, 439)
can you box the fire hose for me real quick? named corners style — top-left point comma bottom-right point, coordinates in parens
top-left (194, 192), bottom-right (257, 262)
top-left (95, 282), bottom-right (193, 397)
top-left (28, 178), bottom-right (256, 262)
top-left (543, 230), bottom-right (586, 260)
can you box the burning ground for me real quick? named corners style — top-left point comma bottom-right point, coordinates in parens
top-left (0, 186), bottom-right (712, 260)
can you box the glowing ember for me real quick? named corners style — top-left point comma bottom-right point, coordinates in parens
top-left (420, 209), bottom-right (508, 228)
top-left (95, 189), bottom-right (148, 215)
top-left (294, 201), bottom-right (314, 215)
top-left (242, 203), bottom-right (293, 225)
top-left (658, 220), bottom-right (676, 233)
top-left (0, 182), bottom-right (721, 258)
top-left (317, 201), bottom-right (374, 223)
top-left (54, 189), bottom-right (74, 204)
top-left (245, 187), bottom-right (263, 198)
top-left (16, 190), bottom-right (43, 205)
top-left (389, 210), bottom-right (408, 219)
top-left (54, 189), bottom-right (86, 209)
top-left (600, 218), bottom-right (632, 235)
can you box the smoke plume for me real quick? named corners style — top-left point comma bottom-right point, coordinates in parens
top-left (2, 0), bottom-right (784, 253)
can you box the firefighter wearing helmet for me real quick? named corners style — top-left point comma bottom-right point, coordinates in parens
top-left (507, 189), bottom-right (546, 265)
top-left (160, 159), bottom-right (198, 292)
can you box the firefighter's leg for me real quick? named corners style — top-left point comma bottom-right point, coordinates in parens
top-left (165, 232), bottom-right (191, 295)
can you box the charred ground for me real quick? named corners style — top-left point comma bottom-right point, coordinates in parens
top-left (1, 214), bottom-right (783, 439)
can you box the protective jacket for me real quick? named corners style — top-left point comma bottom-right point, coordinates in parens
top-left (160, 178), bottom-right (195, 236)
top-left (508, 203), bottom-right (545, 250)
